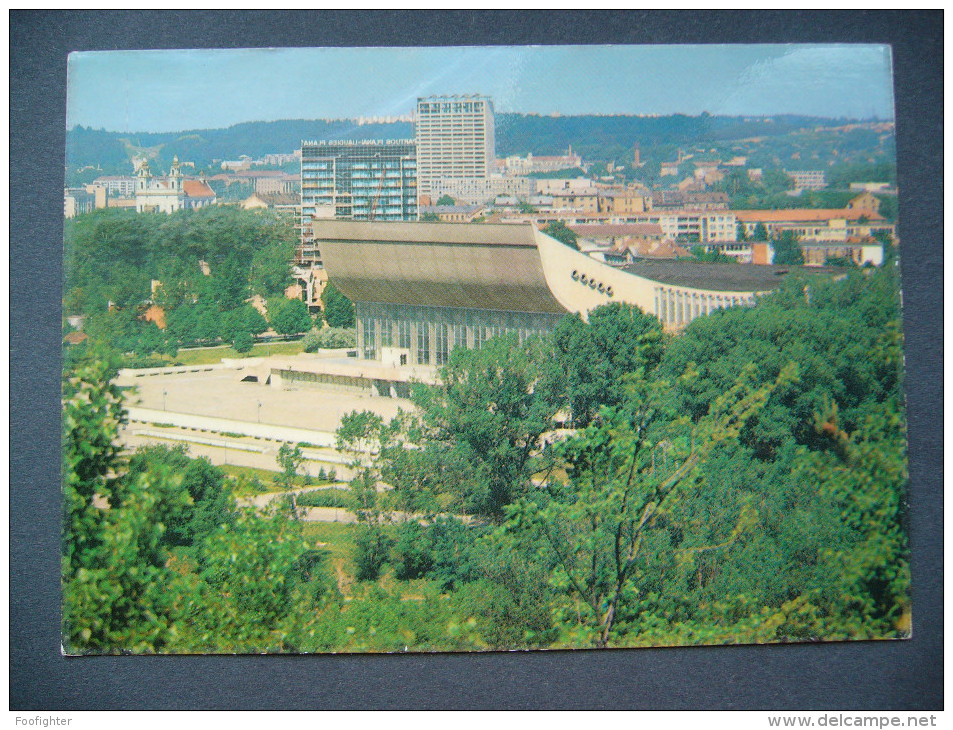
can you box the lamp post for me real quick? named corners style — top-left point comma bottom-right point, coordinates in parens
top-left (257, 400), bottom-right (262, 423)
top-left (162, 389), bottom-right (167, 411)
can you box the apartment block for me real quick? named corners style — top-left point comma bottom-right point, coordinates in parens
top-left (415, 95), bottom-right (495, 200)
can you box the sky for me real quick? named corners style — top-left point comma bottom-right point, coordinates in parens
top-left (66, 44), bottom-right (896, 133)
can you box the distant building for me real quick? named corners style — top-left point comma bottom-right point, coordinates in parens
top-left (501, 209), bottom-right (738, 245)
top-left (64, 188), bottom-right (95, 218)
top-left (846, 192), bottom-right (882, 214)
top-left (83, 184), bottom-right (108, 209)
top-left (497, 148), bottom-right (583, 176)
top-left (550, 189), bottom-right (599, 213)
top-left (241, 191), bottom-right (300, 216)
top-left (255, 172), bottom-right (299, 196)
top-left (134, 157), bottom-right (216, 213)
top-left (801, 239), bottom-right (884, 267)
top-left (258, 152), bottom-right (300, 167)
top-left (785, 170), bottom-right (827, 190)
top-left (431, 175), bottom-right (533, 205)
top-left (296, 139), bottom-right (418, 307)
top-left (419, 204), bottom-right (484, 223)
top-left (415, 95), bottom-right (495, 201)
top-left (92, 175), bottom-right (137, 198)
top-left (849, 182), bottom-right (892, 193)
top-left (299, 139), bottom-right (418, 267)
top-left (535, 178), bottom-right (598, 196)
top-left (654, 191), bottom-right (730, 211)
top-left (735, 208), bottom-right (894, 245)
top-left (597, 189), bottom-right (651, 215)
top-left (221, 156), bottom-right (253, 172)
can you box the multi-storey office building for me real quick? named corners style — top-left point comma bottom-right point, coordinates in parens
top-left (415, 95), bottom-right (495, 201)
top-left (299, 139), bottom-right (418, 267)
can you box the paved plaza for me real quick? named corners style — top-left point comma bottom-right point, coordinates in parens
top-left (116, 355), bottom-right (415, 473)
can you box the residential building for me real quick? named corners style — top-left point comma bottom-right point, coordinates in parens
top-left (786, 170), bottom-right (827, 190)
top-left (597, 189), bottom-right (651, 215)
top-left (92, 175), bottom-right (137, 198)
top-left (430, 175), bottom-right (533, 205)
top-left (415, 95), bottom-right (495, 201)
top-left (64, 188), bottom-right (95, 218)
top-left (497, 148), bottom-right (583, 176)
top-left (734, 208), bottom-right (895, 245)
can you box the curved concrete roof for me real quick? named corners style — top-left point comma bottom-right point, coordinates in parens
top-left (316, 220), bottom-right (569, 314)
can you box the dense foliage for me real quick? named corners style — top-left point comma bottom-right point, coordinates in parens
top-left (321, 282), bottom-right (356, 328)
top-left (63, 265), bottom-right (909, 653)
top-left (63, 207), bottom-right (298, 360)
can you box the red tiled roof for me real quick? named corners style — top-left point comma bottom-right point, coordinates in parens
top-left (734, 208), bottom-right (884, 223)
top-left (183, 180), bottom-right (216, 198)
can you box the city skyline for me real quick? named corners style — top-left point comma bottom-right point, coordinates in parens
top-left (66, 44), bottom-right (895, 134)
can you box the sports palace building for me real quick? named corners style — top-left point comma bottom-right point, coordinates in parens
top-left (316, 220), bottom-right (831, 368)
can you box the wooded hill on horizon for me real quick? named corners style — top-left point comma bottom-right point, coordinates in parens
top-left (66, 112), bottom-right (893, 180)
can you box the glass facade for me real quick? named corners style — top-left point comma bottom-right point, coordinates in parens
top-left (299, 139), bottom-right (418, 266)
top-left (356, 302), bottom-right (564, 366)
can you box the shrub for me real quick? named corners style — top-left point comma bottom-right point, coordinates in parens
top-left (353, 525), bottom-right (393, 581)
top-left (391, 521), bottom-right (434, 580)
top-left (295, 489), bottom-right (350, 509)
top-left (302, 327), bottom-right (356, 352)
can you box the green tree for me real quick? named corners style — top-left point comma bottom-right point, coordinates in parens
top-left (192, 507), bottom-right (330, 651)
top-left (321, 281), bottom-right (355, 328)
top-left (551, 303), bottom-right (665, 428)
top-left (269, 297), bottom-right (313, 336)
top-left (772, 230), bottom-right (804, 265)
top-left (506, 364), bottom-right (794, 647)
top-left (276, 442), bottom-right (305, 491)
top-left (233, 330), bottom-right (254, 353)
top-left (689, 246), bottom-right (735, 264)
top-left (125, 445), bottom-right (234, 549)
top-left (752, 222), bottom-right (769, 242)
top-left (542, 220), bottom-right (579, 250)
top-left (436, 194), bottom-right (456, 206)
top-left (62, 361), bottom-right (191, 653)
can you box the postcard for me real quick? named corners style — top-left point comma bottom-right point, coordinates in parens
top-left (62, 44), bottom-right (907, 654)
